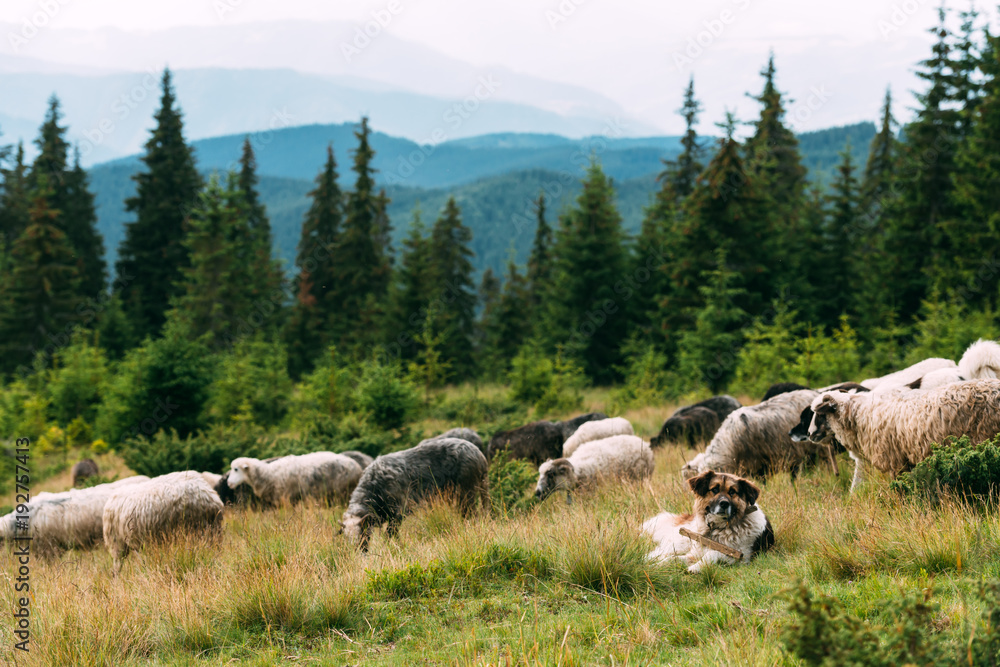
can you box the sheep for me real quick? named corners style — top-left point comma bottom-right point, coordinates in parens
top-left (562, 417), bottom-right (635, 458)
top-left (761, 383), bottom-right (810, 402)
top-left (557, 412), bottom-right (609, 440)
top-left (487, 420), bottom-right (564, 464)
top-left (71, 458), bottom-right (99, 487)
top-left (214, 456), bottom-right (286, 507)
top-left (861, 358), bottom-right (956, 393)
top-left (681, 389), bottom-right (823, 481)
top-left (789, 383), bottom-right (871, 475)
top-left (102, 471), bottom-right (224, 575)
top-left (0, 476), bottom-right (150, 553)
top-left (810, 379), bottom-right (1000, 493)
top-left (227, 452), bottom-right (363, 506)
top-left (420, 427), bottom-right (485, 454)
top-left (341, 450), bottom-right (375, 470)
top-left (340, 437), bottom-right (489, 550)
top-left (535, 435), bottom-right (653, 503)
top-left (650, 396), bottom-right (742, 448)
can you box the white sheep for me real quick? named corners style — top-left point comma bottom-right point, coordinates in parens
top-left (0, 476), bottom-right (150, 553)
top-left (227, 452), bottom-right (363, 506)
top-left (562, 417), bottom-right (635, 458)
top-left (536, 434), bottom-right (653, 502)
top-left (810, 378), bottom-right (1000, 492)
top-left (102, 471), bottom-right (224, 575)
top-left (861, 358), bottom-right (957, 393)
top-left (681, 389), bottom-right (822, 481)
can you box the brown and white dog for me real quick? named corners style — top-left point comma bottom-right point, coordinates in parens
top-left (643, 470), bottom-right (774, 572)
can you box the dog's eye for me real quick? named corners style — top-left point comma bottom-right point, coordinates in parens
top-left (710, 485), bottom-right (720, 493)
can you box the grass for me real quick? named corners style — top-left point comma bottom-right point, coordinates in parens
top-left (0, 387), bottom-right (996, 665)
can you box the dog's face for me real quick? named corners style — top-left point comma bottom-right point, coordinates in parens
top-left (687, 470), bottom-right (760, 530)
top-left (535, 459), bottom-right (576, 501)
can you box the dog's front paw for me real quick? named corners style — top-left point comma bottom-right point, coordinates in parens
top-left (687, 562), bottom-right (703, 574)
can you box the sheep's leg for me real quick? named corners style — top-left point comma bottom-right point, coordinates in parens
top-left (826, 444), bottom-right (840, 476)
top-left (849, 452), bottom-right (865, 493)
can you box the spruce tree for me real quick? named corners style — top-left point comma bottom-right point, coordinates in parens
top-left (235, 138), bottom-right (284, 309)
top-left (630, 179), bottom-right (675, 347)
top-left (284, 145), bottom-right (343, 378)
top-left (526, 192), bottom-right (553, 310)
top-left (660, 75), bottom-right (704, 199)
top-left (476, 266), bottom-right (503, 379)
top-left (27, 96), bottom-right (70, 210)
top-left (0, 143), bottom-right (29, 246)
top-left (944, 27), bottom-right (1000, 308)
top-left (860, 88), bottom-right (899, 216)
top-left (0, 174), bottom-right (82, 374)
top-left (427, 197), bottom-right (477, 379)
top-left (664, 114), bottom-right (773, 329)
top-left (168, 174), bottom-right (254, 348)
top-left (818, 143), bottom-right (859, 326)
top-left (116, 69), bottom-right (202, 340)
top-left (543, 160), bottom-right (630, 383)
top-left (883, 8), bottom-right (962, 318)
top-left (387, 210), bottom-right (432, 363)
top-left (332, 117), bottom-right (392, 351)
top-left (491, 258), bottom-right (531, 374)
top-left (62, 149), bottom-right (106, 301)
top-left (745, 53), bottom-right (807, 208)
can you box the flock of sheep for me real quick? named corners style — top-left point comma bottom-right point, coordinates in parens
top-left (4, 337), bottom-right (999, 574)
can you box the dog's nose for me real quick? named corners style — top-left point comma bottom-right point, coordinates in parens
top-left (718, 498), bottom-right (731, 512)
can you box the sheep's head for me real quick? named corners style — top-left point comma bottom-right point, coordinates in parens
top-left (227, 457), bottom-right (255, 489)
top-left (808, 393), bottom-right (849, 441)
top-left (535, 458), bottom-right (577, 502)
top-left (680, 453), bottom-right (706, 481)
top-left (340, 513), bottom-right (374, 551)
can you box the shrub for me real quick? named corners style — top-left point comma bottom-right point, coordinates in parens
top-left (289, 348), bottom-right (358, 429)
top-left (904, 295), bottom-right (1000, 366)
top-left (96, 321), bottom-right (216, 446)
top-left (508, 345), bottom-right (585, 416)
top-left (612, 337), bottom-right (672, 409)
top-left (354, 356), bottom-right (420, 431)
top-left (534, 349), bottom-right (585, 416)
top-left (204, 336), bottom-right (292, 427)
top-left (780, 581), bottom-right (952, 667)
top-left (891, 434), bottom-right (1000, 504)
top-left (488, 450), bottom-right (538, 515)
top-left (792, 317), bottom-right (861, 388)
top-left (731, 303), bottom-right (801, 398)
top-left (45, 330), bottom-right (109, 426)
top-left (119, 420), bottom-right (268, 477)
top-left (508, 346), bottom-right (553, 406)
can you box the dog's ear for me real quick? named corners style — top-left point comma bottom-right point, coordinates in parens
top-left (735, 478), bottom-right (760, 507)
top-left (688, 470), bottom-right (714, 497)
top-left (813, 394), bottom-right (840, 415)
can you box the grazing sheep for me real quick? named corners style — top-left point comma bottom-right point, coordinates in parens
top-left (810, 379), bottom-right (1000, 492)
top-left (340, 437), bottom-right (489, 550)
top-left (536, 435), bottom-right (653, 502)
top-left (650, 396), bottom-right (742, 448)
top-left (761, 383), bottom-right (810, 402)
top-left (420, 427), bottom-right (485, 454)
top-left (562, 417), bottom-right (635, 457)
top-left (214, 457), bottom-right (286, 507)
top-left (71, 458), bottom-right (99, 487)
top-left (228, 452), bottom-right (363, 506)
top-left (682, 389), bottom-right (823, 481)
top-left (341, 450), bottom-right (375, 470)
top-left (102, 471), bottom-right (224, 575)
top-left (557, 412), bottom-right (609, 441)
top-left (861, 358), bottom-right (957, 393)
top-left (487, 420), bottom-right (564, 464)
top-left (0, 476), bottom-right (150, 553)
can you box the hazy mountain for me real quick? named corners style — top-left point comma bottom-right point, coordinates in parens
top-left (87, 122), bottom-right (875, 281)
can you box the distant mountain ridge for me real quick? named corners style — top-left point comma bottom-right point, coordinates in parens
top-left (87, 122), bottom-right (876, 282)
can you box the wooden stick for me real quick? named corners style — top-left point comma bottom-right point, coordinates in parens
top-left (679, 528), bottom-right (744, 561)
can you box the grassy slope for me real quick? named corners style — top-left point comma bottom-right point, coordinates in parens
top-left (0, 388), bottom-right (994, 666)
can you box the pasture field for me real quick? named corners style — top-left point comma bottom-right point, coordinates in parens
top-left (0, 392), bottom-right (997, 666)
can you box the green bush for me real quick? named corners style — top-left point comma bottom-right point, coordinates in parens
top-left (45, 330), bottom-right (109, 426)
top-left (780, 581), bottom-right (952, 667)
top-left (611, 337), bottom-right (672, 409)
top-left (891, 434), bottom-right (1000, 504)
top-left (288, 347), bottom-right (358, 428)
top-left (204, 337), bottom-right (292, 427)
top-left (792, 317), bottom-right (862, 389)
top-left (904, 295), bottom-right (1000, 366)
top-left (508, 346), bottom-right (553, 406)
top-left (118, 426), bottom-right (261, 478)
top-left (354, 357), bottom-right (420, 431)
top-left (507, 345), bottom-right (585, 415)
top-left (488, 450), bottom-right (538, 515)
top-left (96, 321), bottom-right (216, 446)
top-left (731, 303), bottom-right (800, 398)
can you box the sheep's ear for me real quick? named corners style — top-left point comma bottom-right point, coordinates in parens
top-left (735, 478), bottom-right (760, 507)
top-left (688, 470), bottom-right (714, 497)
top-left (813, 395), bottom-right (839, 415)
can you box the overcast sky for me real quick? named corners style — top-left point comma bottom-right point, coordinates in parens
top-left (2, 0), bottom-right (994, 134)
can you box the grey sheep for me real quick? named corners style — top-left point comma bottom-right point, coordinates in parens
top-left (340, 437), bottom-right (489, 550)
top-left (71, 458), bottom-right (100, 487)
